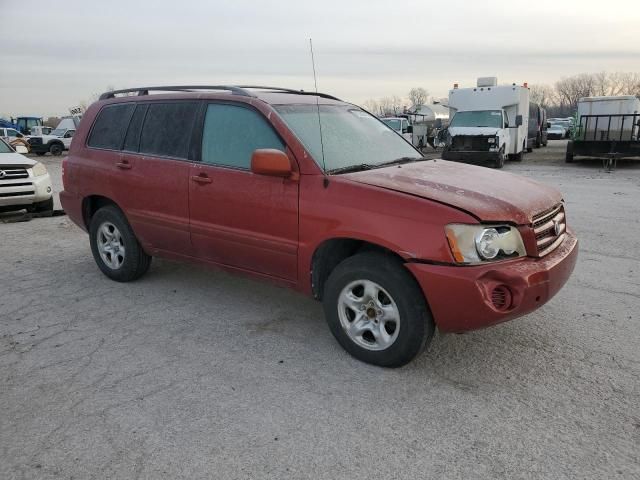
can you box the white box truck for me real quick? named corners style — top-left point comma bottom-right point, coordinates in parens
top-left (443, 77), bottom-right (530, 168)
top-left (566, 95), bottom-right (640, 162)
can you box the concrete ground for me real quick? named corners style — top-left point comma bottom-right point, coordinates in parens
top-left (1, 141), bottom-right (639, 479)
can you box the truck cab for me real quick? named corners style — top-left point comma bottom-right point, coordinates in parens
top-left (443, 77), bottom-right (529, 168)
top-left (381, 117), bottom-right (413, 142)
top-left (12, 116), bottom-right (44, 135)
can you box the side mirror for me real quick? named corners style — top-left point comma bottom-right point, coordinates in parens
top-left (406, 125), bottom-right (413, 134)
top-left (515, 115), bottom-right (523, 127)
top-left (251, 149), bottom-right (292, 177)
top-left (546, 122), bottom-right (551, 128)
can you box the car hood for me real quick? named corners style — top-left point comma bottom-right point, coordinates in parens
top-left (343, 160), bottom-right (562, 224)
top-left (0, 152), bottom-right (36, 168)
top-left (448, 126), bottom-right (501, 137)
top-left (33, 135), bottom-right (60, 141)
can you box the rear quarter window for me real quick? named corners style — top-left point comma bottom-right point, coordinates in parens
top-left (87, 103), bottom-right (136, 150)
top-left (138, 102), bottom-right (199, 159)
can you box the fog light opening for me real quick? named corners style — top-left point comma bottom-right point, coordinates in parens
top-left (491, 285), bottom-right (513, 311)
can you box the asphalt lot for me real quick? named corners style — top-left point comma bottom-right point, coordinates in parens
top-left (1, 141), bottom-right (639, 479)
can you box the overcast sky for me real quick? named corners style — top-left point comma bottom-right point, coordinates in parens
top-left (1, 0), bottom-right (639, 117)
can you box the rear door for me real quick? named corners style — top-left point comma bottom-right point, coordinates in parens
top-left (188, 102), bottom-right (299, 280)
top-left (86, 101), bottom-right (197, 256)
top-left (121, 101), bottom-right (198, 255)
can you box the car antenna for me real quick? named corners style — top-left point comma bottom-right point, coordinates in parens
top-left (309, 38), bottom-right (328, 185)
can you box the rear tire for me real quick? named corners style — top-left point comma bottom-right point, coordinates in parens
top-left (322, 252), bottom-right (434, 367)
top-left (511, 151), bottom-right (523, 162)
top-left (565, 141), bottom-right (575, 163)
top-left (89, 205), bottom-right (152, 282)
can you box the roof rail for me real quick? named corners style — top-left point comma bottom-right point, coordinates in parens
top-left (235, 85), bottom-right (342, 101)
top-left (99, 85), bottom-right (342, 102)
top-left (99, 85), bottom-right (255, 100)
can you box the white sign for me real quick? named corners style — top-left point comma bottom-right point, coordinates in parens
top-left (69, 106), bottom-right (84, 116)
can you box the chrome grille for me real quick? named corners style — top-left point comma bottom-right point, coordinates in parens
top-left (532, 203), bottom-right (566, 257)
top-left (0, 167), bottom-right (29, 180)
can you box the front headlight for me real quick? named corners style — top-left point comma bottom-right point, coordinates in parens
top-left (487, 137), bottom-right (496, 144)
top-left (32, 162), bottom-right (48, 177)
top-left (445, 224), bottom-right (526, 264)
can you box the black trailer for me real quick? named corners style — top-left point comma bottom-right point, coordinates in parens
top-left (566, 113), bottom-right (640, 163)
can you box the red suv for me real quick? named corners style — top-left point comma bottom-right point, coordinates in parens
top-left (60, 86), bottom-right (578, 367)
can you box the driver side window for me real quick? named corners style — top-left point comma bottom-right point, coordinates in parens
top-left (201, 104), bottom-right (284, 169)
top-left (503, 112), bottom-right (509, 128)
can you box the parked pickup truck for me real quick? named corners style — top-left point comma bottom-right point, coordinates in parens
top-left (28, 127), bottom-right (76, 156)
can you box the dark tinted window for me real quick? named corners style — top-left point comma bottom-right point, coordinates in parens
top-left (201, 103), bottom-right (284, 169)
top-left (88, 103), bottom-right (135, 150)
top-left (139, 102), bottom-right (198, 159)
top-left (123, 104), bottom-right (148, 152)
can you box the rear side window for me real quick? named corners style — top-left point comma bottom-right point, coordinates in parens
top-left (88, 103), bottom-right (135, 150)
top-left (123, 104), bottom-right (148, 152)
top-left (139, 102), bottom-right (198, 159)
top-left (201, 103), bottom-right (284, 169)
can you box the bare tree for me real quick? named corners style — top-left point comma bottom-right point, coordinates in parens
top-left (379, 97), bottom-right (393, 116)
top-left (408, 87), bottom-right (429, 109)
top-left (44, 117), bottom-right (61, 128)
top-left (362, 99), bottom-right (379, 115)
top-left (555, 74), bottom-right (597, 112)
top-left (529, 84), bottom-right (555, 109)
top-left (391, 96), bottom-right (404, 115)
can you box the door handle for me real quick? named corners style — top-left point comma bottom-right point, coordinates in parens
top-left (191, 174), bottom-right (212, 184)
top-left (116, 161), bottom-right (132, 170)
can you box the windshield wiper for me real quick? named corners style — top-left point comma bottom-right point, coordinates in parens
top-left (375, 156), bottom-right (425, 168)
top-left (327, 157), bottom-right (425, 175)
top-left (327, 164), bottom-right (375, 174)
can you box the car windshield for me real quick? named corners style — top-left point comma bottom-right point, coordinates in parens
top-left (274, 104), bottom-right (419, 172)
top-left (450, 110), bottom-right (503, 128)
top-left (382, 118), bottom-right (402, 130)
top-left (51, 129), bottom-right (65, 136)
top-left (0, 140), bottom-right (13, 153)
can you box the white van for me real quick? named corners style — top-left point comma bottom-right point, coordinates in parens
top-left (443, 77), bottom-right (530, 168)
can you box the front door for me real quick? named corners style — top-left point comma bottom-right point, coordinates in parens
top-left (189, 103), bottom-right (299, 281)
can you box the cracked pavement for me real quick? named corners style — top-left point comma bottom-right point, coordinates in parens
top-left (1, 141), bottom-right (639, 479)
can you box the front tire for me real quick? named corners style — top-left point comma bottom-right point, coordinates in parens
top-left (27, 197), bottom-right (53, 214)
top-left (49, 143), bottom-right (63, 156)
top-left (89, 205), bottom-right (151, 282)
top-left (493, 147), bottom-right (506, 168)
top-left (322, 252), bottom-right (434, 367)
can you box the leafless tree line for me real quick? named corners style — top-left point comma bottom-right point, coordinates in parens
top-left (363, 72), bottom-right (640, 118)
top-left (530, 72), bottom-right (640, 116)
top-left (362, 87), bottom-right (431, 117)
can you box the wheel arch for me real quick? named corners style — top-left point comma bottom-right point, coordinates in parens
top-left (310, 237), bottom-right (408, 300)
top-left (82, 195), bottom-right (123, 230)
